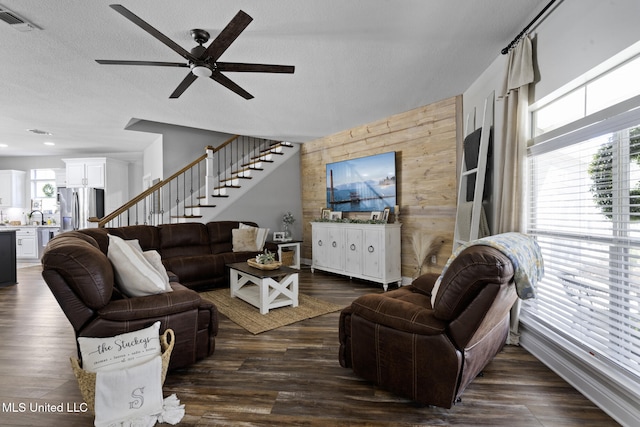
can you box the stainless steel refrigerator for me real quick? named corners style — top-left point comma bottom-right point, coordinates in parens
top-left (57, 187), bottom-right (105, 231)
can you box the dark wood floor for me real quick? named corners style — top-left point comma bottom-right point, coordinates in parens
top-left (0, 265), bottom-right (620, 426)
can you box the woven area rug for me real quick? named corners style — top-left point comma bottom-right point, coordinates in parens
top-left (200, 289), bottom-right (344, 334)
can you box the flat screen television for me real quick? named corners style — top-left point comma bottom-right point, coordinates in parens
top-left (326, 151), bottom-right (396, 212)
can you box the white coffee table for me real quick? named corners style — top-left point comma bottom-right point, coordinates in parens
top-left (228, 262), bottom-right (299, 314)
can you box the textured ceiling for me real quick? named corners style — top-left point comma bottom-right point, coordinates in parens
top-left (0, 0), bottom-right (546, 157)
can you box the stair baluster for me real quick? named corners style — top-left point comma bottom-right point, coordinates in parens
top-left (95, 136), bottom-right (292, 228)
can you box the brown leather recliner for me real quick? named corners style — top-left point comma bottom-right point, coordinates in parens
top-left (339, 245), bottom-right (519, 408)
top-left (41, 231), bottom-right (218, 371)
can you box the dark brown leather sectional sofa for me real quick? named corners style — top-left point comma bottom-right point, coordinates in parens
top-left (78, 221), bottom-right (270, 290)
top-left (41, 221), bottom-right (270, 370)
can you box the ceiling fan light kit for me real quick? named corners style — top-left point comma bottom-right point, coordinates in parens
top-left (191, 64), bottom-right (212, 78)
top-left (96, 4), bottom-right (294, 99)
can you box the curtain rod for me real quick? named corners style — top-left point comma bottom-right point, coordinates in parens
top-left (501, 0), bottom-right (558, 55)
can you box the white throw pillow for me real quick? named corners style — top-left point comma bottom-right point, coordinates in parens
top-left (107, 234), bottom-right (170, 297)
top-left (124, 238), bottom-right (143, 252)
top-left (142, 250), bottom-right (171, 292)
top-left (239, 223), bottom-right (270, 251)
top-left (232, 228), bottom-right (259, 252)
top-left (256, 227), bottom-right (269, 250)
top-left (121, 239), bottom-right (170, 291)
top-left (77, 321), bottom-right (161, 372)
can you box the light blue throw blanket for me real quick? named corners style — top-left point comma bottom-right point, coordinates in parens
top-left (440, 232), bottom-right (544, 299)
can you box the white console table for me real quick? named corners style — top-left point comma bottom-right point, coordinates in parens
top-left (310, 222), bottom-right (401, 291)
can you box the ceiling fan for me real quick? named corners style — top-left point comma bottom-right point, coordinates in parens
top-left (96, 4), bottom-right (295, 99)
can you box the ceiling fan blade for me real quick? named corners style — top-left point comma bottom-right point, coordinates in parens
top-left (203, 10), bottom-right (253, 62)
top-left (216, 62), bottom-right (295, 73)
top-left (210, 72), bottom-right (254, 99)
top-left (109, 4), bottom-right (197, 62)
top-left (96, 59), bottom-right (189, 68)
top-left (169, 73), bottom-right (198, 98)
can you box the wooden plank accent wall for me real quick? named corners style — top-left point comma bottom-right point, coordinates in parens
top-left (301, 95), bottom-right (462, 280)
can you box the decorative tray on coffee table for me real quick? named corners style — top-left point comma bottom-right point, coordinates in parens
top-left (247, 259), bottom-right (282, 270)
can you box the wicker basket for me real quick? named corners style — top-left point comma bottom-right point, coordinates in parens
top-left (70, 328), bottom-right (175, 414)
top-left (280, 250), bottom-right (295, 266)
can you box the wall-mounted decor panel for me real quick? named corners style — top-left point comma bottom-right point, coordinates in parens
top-left (301, 96), bottom-right (461, 279)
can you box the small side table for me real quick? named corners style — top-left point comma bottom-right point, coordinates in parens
top-left (268, 240), bottom-right (301, 269)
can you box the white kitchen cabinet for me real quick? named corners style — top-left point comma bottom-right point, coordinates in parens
top-left (0, 170), bottom-right (26, 208)
top-left (16, 228), bottom-right (38, 259)
top-left (62, 157), bottom-right (129, 215)
top-left (54, 168), bottom-right (67, 187)
top-left (311, 222), bottom-right (401, 290)
top-left (63, 158), bottom-right (106, 188)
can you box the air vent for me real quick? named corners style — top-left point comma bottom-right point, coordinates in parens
top-left (0, 4), bottom-right (39, 32)
top-left (27, 129), bottom-right (52, 136)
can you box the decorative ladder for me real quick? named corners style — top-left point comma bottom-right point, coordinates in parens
top-left (95, 135), bottom-right (293, 228)
top-left (453, 91), bottom-right (494, 249)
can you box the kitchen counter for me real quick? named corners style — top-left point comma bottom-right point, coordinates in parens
top-left (0, 225), bottom-right (60, 260)
top-left (0, 225), bottom-right (59, 230)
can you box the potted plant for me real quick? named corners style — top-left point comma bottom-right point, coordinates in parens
top-left (255, 249), bottom-right (276, 265)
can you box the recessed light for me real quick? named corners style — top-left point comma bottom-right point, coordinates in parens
top-left (43, 141), bottom-right (55, 146)
top-left (27, 128), bottom-right (53, 135)
top-left (0, 144), bottom-right (8, 148)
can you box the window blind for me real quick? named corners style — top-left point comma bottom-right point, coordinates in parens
top-left (524, 114), bottom-right (640, 382)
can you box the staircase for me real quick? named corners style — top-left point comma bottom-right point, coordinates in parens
top-left (95, 135), bottom-right (296, 228)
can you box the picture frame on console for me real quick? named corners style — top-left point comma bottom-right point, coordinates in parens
top-left (273, 231), bottom-right (286, 241)
top-left (382, 207), bottom-right (391, 222)
top-left (321, 208), bottom-right (332, 220)
top-left (370, 211), bottom-right (381, 220)
top-left (330, 211), bottom-right (343, 220)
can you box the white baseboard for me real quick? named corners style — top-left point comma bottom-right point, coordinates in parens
top-left (301, 259), bottom-right (412, 287)
top-left (520, 321), bottom-right (640, 427)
